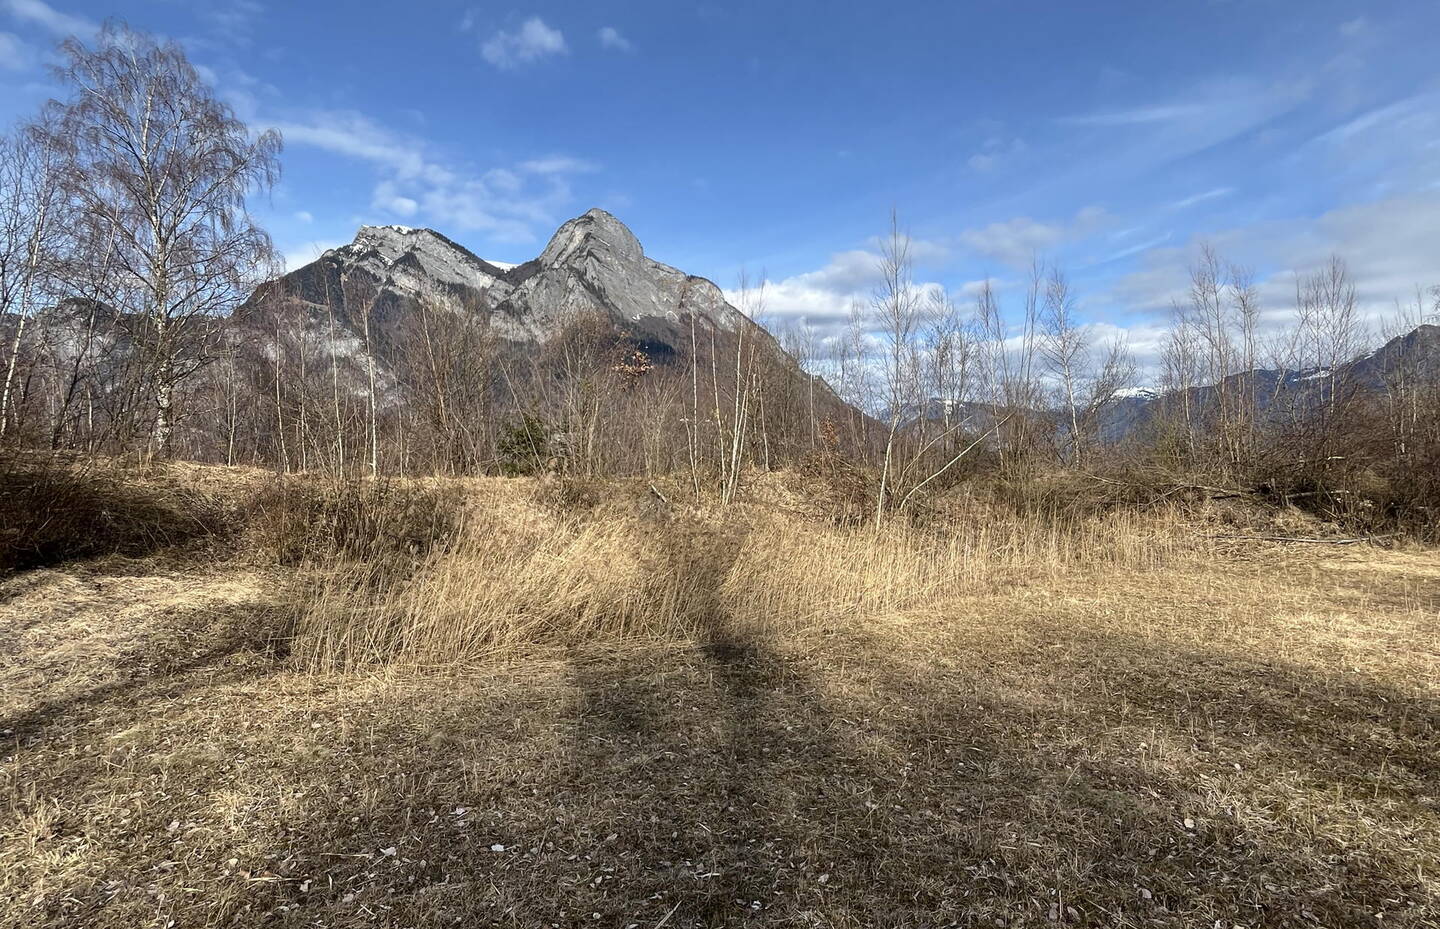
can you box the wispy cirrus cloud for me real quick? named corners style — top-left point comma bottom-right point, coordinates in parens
top-left (1310, 92), bottom-right (1439, 147)
top-left (1169, 187), bottom-right (1233, 209)
top-left (1054, 79), bottom-right (1311, 175)
top-left (273, 108), bottom-right (594, 243)
top-left (0, 29), bottom-right (29, 68)
top-left (0, 0), bottom-right (95, 37)
top-left (1057, 102), bottom-right (1217, 127)
top-left (1106, 192), bottom-right (1440, 328)
top-left (1096, 231), bottom-right (1173, 265)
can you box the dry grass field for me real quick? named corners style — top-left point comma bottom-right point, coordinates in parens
top-left (1, 466), bottom-right (1437, 927)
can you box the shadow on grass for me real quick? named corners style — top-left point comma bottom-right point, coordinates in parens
top-left (6, 607), bottom-right (1435, 927)
top-left (0, 600), bottom-right (289, 745)
top-left (190, 622), bottom-right (1429, 929)
top-left (562, 623), bottom-right (852, 926)
top-left (1053, 628), bottom-right (1440, 802)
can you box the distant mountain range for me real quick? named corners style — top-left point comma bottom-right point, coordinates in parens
top-left (907, 323), bottom-right (1440, 445)
top-left (238, 208), bottom-right (856, 425)
top-left (1098, 323), bottom-right (1440, 442)
top-left (247, 208), bottom-right (765, 366)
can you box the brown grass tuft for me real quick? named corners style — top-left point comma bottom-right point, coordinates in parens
top-left (292, 480), bottom-right (1204, 669)
top-left (0, 453), bottom-right (229, 574)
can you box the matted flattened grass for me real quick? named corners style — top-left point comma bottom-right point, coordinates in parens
top-left (0, 538), bottom-right (1436, 927)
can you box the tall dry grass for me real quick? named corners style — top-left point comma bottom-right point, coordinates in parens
top-left (721, 505), bottom-right (1199, 636)
top-left (0, 451), bottom-right (230, 573)
top-left (290, 478), bottom-right (1207, 670)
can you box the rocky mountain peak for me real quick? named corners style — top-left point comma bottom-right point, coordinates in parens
top-left (325, 224), bottom-right (510, 294)
top-left (259, 208), bottom-right (754, 350)
top-left (537, 208), bottom-right (644, 269)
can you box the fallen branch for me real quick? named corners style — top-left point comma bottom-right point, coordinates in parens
top-left (1079, 471), bottom-right (1253, 500)
top-left (896, 414), bottom-right (1012, 514)
top-left (1207, 532), bottom-right (1401, 545)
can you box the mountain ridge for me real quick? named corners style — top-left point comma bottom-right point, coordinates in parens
top-left (249, 208), bottom-right (755, 353)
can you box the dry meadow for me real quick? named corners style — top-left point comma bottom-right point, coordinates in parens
top-left (1, 465), bottom-right (1436, 927)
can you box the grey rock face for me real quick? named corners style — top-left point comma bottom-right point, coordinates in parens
top-left (325, 225), bottom-right (513, 298)
top-left (258, 208), bottom-right (754, 359)
top-left (491, 209), bottom-right (747, 346)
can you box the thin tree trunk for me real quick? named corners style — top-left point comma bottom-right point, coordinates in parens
top-left (0, 191), bottom-right (51, 439)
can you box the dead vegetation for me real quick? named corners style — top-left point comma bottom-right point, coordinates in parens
top-left (0, 452), bottom-right (233, 574)
top-left (0, 463), bottom-right (1437, 927)
top-left (281, 469), bottom-right (1207, 669)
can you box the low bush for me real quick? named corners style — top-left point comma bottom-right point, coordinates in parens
top-left (240, 477), bottom-right (465, 567)
top-left (0, 453), bottom-right (227, 574)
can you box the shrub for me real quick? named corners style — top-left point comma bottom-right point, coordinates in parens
top-left (240, 477), bottom-right (464, 567)
top-left (0, 453), bottom-right (227, 574)
top-left (497, 414), bottom-right (552, 476)
top-left (793, 419), bottom-right (875, 525)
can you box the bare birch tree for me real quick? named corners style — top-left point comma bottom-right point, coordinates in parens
top-left (1039, 268), bottom-right (1087, 465)
top-left (872, 211), bottom-right (922, 525)
top-left (40, 23), bottom-right (280, 456)
top-left (0, 122), bottom-right (65, 440)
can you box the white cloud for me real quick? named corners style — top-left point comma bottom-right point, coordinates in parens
top-left (723, 253), bottom-right (878, 333)
top-left (1338, 16), bottom-right (1369, 38)
top-left (1104, 192), bottom-right (1440, 368)
top-left (0, 29), bottom-right (28, 68)
top-left (720, 248), bottom-right (974, 348)
top-left (889, 234), bottom-right (950, 265)
top-left (520, 156), bottom-right (597, 175)
top-left (480, 17), bottom-right (566, 70)
top-left (274, 111), bottom-right (431, 178)
top-left (372, 180), bottom-right (418, 217)
top-left (294, 210), bottom-right (313, 224)
top-left (597, 26), bottom-right (632, 52)
top-left (967, 136), bottom-right (1026, 172)
top-left (1169, 187), bottom-right (1233, 209)
top-left (0, 0), bottom-right (95, 36)
top-left (282, 239), bottom-right (344, 272)
top-left (274, 108), bottom-right (595, 243)
top-left (960, 206), bottom-right (1109, 268)
top-left (782, 249), bottom-right (885, 298)
top-left (201, 0), bottom-right (264, 45)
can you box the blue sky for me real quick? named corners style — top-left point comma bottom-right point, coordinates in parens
top-left (2, 0), bottom-right (1438, 369)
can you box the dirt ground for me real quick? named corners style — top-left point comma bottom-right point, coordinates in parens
top-left (1, 542), bottom-right (1437, 928)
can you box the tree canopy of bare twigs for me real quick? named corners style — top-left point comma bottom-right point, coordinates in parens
top-left (38, 22), bottom-right (281, 456)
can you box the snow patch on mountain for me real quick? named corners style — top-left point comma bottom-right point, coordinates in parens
top-left (327, 225), bottom-right (512, 296)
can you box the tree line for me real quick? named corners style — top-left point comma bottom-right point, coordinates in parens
top-left (2, 23), bottom-right (1438, 529)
